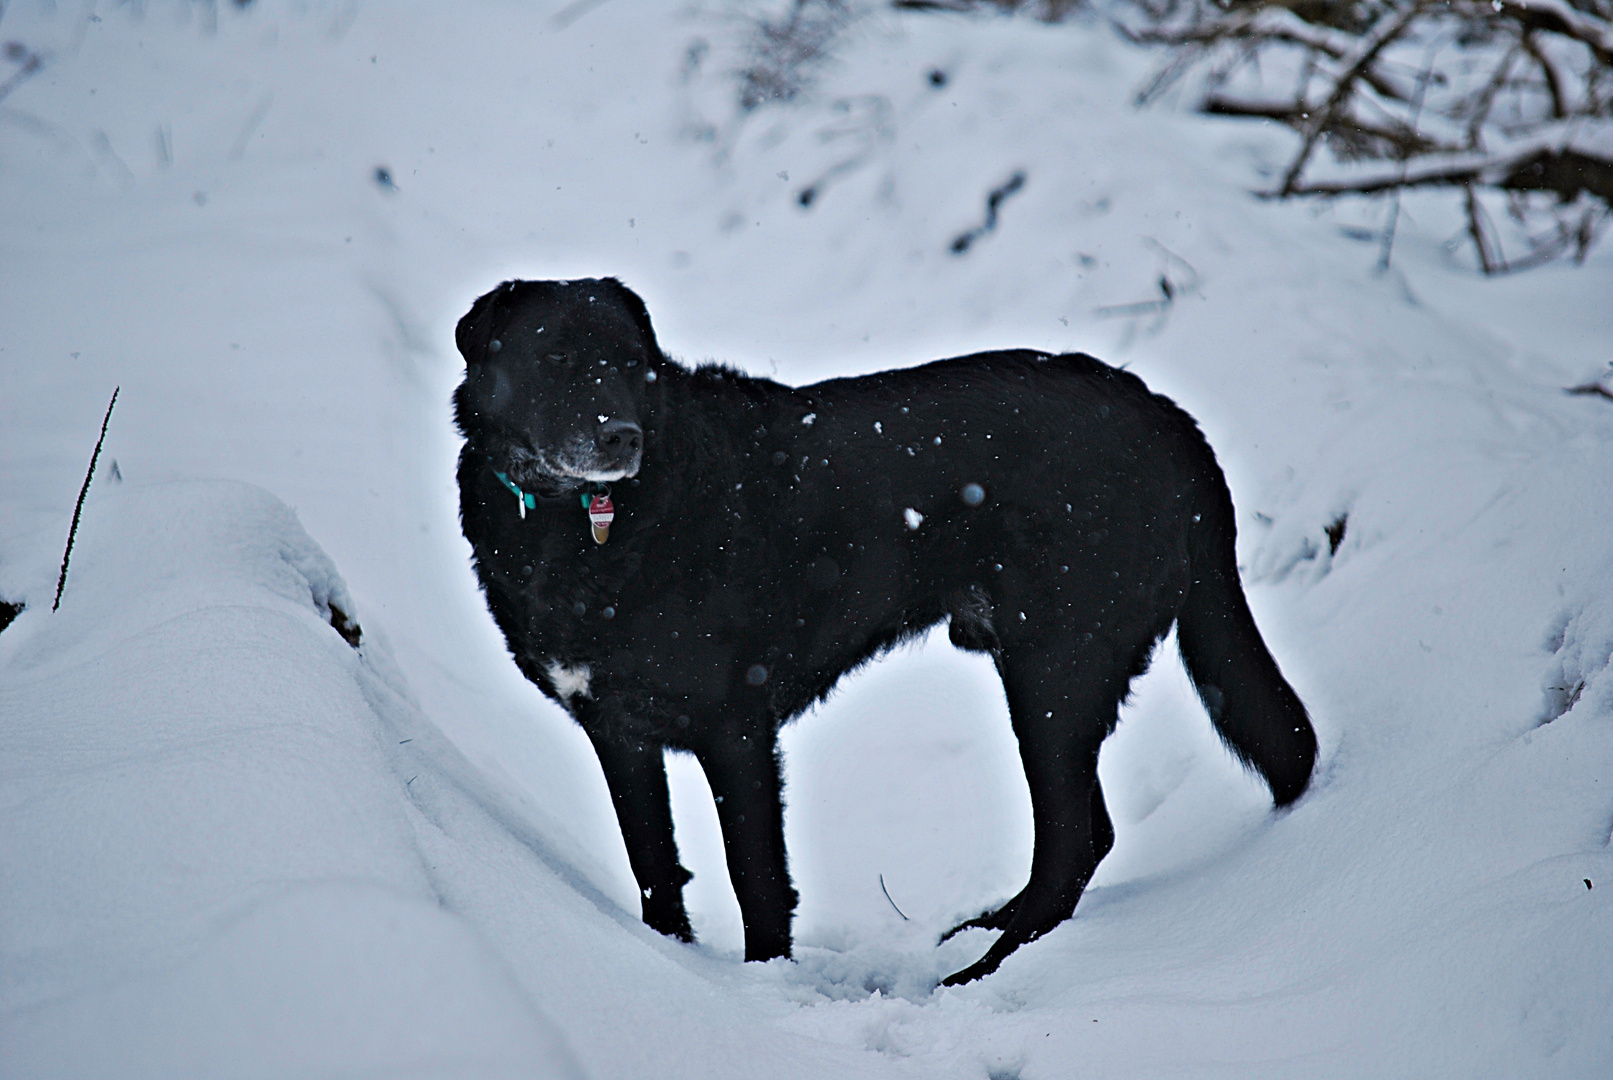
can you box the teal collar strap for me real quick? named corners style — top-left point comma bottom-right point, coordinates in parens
top-left (493, 471), bottom-right (537, 519)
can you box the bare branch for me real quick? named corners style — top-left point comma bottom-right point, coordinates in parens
top-left (1520, 28), bottom-right (1569, 119)
top-left (1463, 43), bottom-right (1522, 150)
top-left (1477, 0), bottom-right (1613, 66)
top-left (1122, 7), bottom-right (1412, 102)
top-left (1279, 1), bottom-right (1433, 195)
top-left (1203, 93), bottom-right (1455, 156)
top-left (1281, 136), bottom-right (1613, 205)
top-left (1466, 183), bottom-right (1501, 273)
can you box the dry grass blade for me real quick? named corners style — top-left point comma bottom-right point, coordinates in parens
top-left (54, 388), bottom-right (120, 612)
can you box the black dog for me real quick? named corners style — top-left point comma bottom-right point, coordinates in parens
top-left (453, 278), bottom-right (1316, 984)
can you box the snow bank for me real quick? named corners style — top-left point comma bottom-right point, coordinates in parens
top-left (0, 481), bottom-right (583, 1079)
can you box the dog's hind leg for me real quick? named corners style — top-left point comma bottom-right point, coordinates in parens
top-left (693, 726), bottom-right (798, 963)
top-left (942, 642), bottom-right (1124, 985)
top-left (586, 730), bottom-right (696, 944)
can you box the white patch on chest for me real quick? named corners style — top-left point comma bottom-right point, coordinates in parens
top-left (544, 659), bottom-right (593, 700)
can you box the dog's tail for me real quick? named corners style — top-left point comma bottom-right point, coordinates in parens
top-left (1176, 474), bottom-right (1317, 808)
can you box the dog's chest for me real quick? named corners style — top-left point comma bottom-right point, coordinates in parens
top-left (522, 526), bottom-right (640, 626)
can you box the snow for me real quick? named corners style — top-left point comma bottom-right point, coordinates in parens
top-left (0, 483), bottom-right (584, 1079)
top-left (2, 1), bottom-right (1611, 1077)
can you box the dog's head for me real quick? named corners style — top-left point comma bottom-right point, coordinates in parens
top-left (454, 278), bottom-right (659, 488)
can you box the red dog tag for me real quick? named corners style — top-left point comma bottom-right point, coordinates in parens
top-left (587, 494), bottom-right (615, 544)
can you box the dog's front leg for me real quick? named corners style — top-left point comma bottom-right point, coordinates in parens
top-left (694, 726), bottom-right (797, 963)
top-left (585, 728), bottom-right (696, 944)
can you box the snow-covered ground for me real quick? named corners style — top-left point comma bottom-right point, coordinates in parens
top-left (2, 2), bottom-right (1610, 1077)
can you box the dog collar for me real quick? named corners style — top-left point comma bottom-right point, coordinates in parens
top-left (493, 470), bottom-right (536, 519)
top-left (494, 469), bottom-right (614, 543)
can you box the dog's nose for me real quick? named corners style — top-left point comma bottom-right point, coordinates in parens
top-left (596, 418), bottom-right (643, 456)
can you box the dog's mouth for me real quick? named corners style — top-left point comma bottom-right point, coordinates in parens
top-left (506, 439), bottom-right (641, 491)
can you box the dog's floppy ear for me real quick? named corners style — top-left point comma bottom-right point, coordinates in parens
top-left (456, 280), bottom-right (517, 364)
top-left (600, 278), bottom-right (663, 359)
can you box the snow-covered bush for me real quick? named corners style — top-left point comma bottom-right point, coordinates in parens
top-left (1120, 0), bottom-right (1613, 271)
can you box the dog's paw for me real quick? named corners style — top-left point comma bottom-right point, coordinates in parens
top-left (939, 889), bottom-right (1021, 943)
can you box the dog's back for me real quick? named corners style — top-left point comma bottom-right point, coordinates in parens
top-left (563, 351), bottom-right (1208, 720)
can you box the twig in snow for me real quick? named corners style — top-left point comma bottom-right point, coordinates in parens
top-left (1465, 183), bottom-right (1501, 274)
top-left (551, 0), bottom-right (612, 30)
top-left (1094, 239), bottom-right (1200, 320)
top-left (878, 873), bottom-right (909, 921)
top-left (228, 93), bottom-right (272, 160)
top-left (950, 170), bottom-right (1027, 254)
top-left (54, 387), bottom-right (119, 612)
top-left (90, 129), bottom-right (135, 186)
top-left (1567, 381), bottom-right (1613, 401)
top-left (0, 41), bottom-right (42, 105)
top-left (1378, 43), bottom-right (1442, 272)
top-left (796, 95), bottom-right (893, 209)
